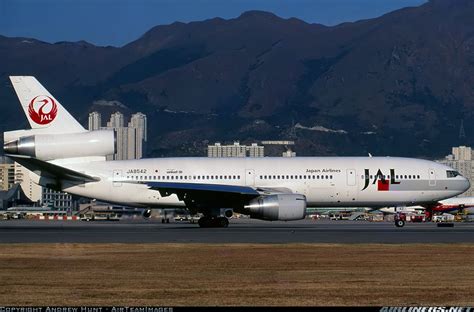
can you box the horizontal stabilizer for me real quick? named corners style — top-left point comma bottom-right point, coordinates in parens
top-left (6, 154), bottom-right (100, 183)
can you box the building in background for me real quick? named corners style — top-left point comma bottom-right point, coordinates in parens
top-left (2, 157), bottom-right (70, 209)
top-left (88, 111), bottom-right (147, 160)
top-left (88, 111), bottom-right (102, 131)
top-left (208, 142), bottom-right (264, 157)
top-left (14, 162), bottom-right (42, 203)
top-left (0, 157), bottom-right (15, 191)
top-left (107, 111), bottom-right (125, 128)
top-left (282, 150), bottom-right (297, 157)
top-left (248, 143), bottom-right (264, 158)
top-left (42, 188), bottom-right (74, 210)
top-left (128, 112), bottom-right (147, 159)
top-left (438, 146), bottom-right (474, 197)
top-left (261, 140), bottom-right (296, 157)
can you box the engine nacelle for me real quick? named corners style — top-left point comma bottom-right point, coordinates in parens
top-left (244, 194), bottom-right (307, 221)
top-left (4, 130), bottom-right (115, 161)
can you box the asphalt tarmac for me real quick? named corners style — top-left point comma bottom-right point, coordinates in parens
top-left (0, 218), bottom-right (473, 243)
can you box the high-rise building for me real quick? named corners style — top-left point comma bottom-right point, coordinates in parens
top-left (208, 142), bottom-right (264, 157)
top-left (107, 111), bottom-right (124, 128)
top-left (129, 112), bottom-right (147, 142)
top-left (0, 160), bottom-right (15, 191)
top-left (438, 146), bottom-right (474, 197)
top-left (103, 112), bottom-right (147, 160)
top-left (129, 112), bottom-right (147, 159)
top-left (105, 127), bottom-right (129, 161)
top-left (248, 143), bottom-right (264, 158)
top-left (126, 127), bottom-right (137, 160)
top-left (88, 112), bottom-right (102, 131)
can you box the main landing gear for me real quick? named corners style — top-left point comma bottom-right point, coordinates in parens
top-left (198, 216), bottom-right (229, 228)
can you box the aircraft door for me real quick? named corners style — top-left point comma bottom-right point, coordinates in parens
top-left (429, 169), bottom-right (436, 186)
top-left (344, 169), bottom-right (357, 201)
top-left (113, 169), bottom-right (122, 187)
top-left (245, 169), bottom-right (255, 186)
top-left (346, 169), bottom-right (356, 186)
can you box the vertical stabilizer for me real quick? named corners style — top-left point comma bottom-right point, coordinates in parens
top-left (9, 76), bottom-right (85, 133)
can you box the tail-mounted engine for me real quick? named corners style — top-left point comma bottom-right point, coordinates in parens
top-left (4, 130), bottom-right (115, 161)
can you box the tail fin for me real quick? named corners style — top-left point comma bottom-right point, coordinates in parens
top-left (9, 76), bottom-right (85, 133)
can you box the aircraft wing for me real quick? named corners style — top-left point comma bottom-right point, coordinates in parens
top-left (6, 154), bottom-right (100, 183)
top-left (144, 182), bottom-right (290, 209)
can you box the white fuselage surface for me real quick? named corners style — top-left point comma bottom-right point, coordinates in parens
top-left (57, 156), bottom-right (469, 208)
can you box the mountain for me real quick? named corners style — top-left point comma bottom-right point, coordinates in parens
top-left (1, 0), bottom-right (474, 158)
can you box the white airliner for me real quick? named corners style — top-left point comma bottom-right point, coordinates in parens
top-left (3, 76), bottom-right (470, 227)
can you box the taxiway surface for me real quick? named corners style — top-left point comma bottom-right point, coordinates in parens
top-left (0, 219), bottom-right (473, 243)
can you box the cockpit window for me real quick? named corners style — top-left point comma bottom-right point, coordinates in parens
top-left (446, 170), bottom-right (460, 178)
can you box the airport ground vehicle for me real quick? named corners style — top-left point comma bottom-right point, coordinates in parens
top-left (410, 215), bottom-right (425, 222)
top-left (395, 213), bottom-right (407, 227)
top-left (174, 215), bottom-right (189, 222)
top-left (80, 212), bottom-right (120, 221)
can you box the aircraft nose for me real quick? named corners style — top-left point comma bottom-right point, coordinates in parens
top-left (462, 177), bottom-right (471, 192)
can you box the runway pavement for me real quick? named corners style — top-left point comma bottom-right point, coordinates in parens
top-left (1, 218), bottom-right (474, 243)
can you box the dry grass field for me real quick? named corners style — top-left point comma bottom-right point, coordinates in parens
top-left (0, 243), bottom-right (473, 306)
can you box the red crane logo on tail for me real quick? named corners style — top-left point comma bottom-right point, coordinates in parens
top-left (28, 95), bottom-right (58, 125)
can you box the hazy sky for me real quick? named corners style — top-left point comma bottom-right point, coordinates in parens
top-left (0, 0), bottom-right (427, 47)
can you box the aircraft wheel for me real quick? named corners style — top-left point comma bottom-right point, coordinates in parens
top-left (217, 217), bottom-right (229, 228)
top-left (198, 216), bottom-right (210, 228)
top-left (395, 220), bottom-right (405, 228)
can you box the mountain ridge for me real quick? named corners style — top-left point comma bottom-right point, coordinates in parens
top-left (1, 1), bottom-right (473, 158)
